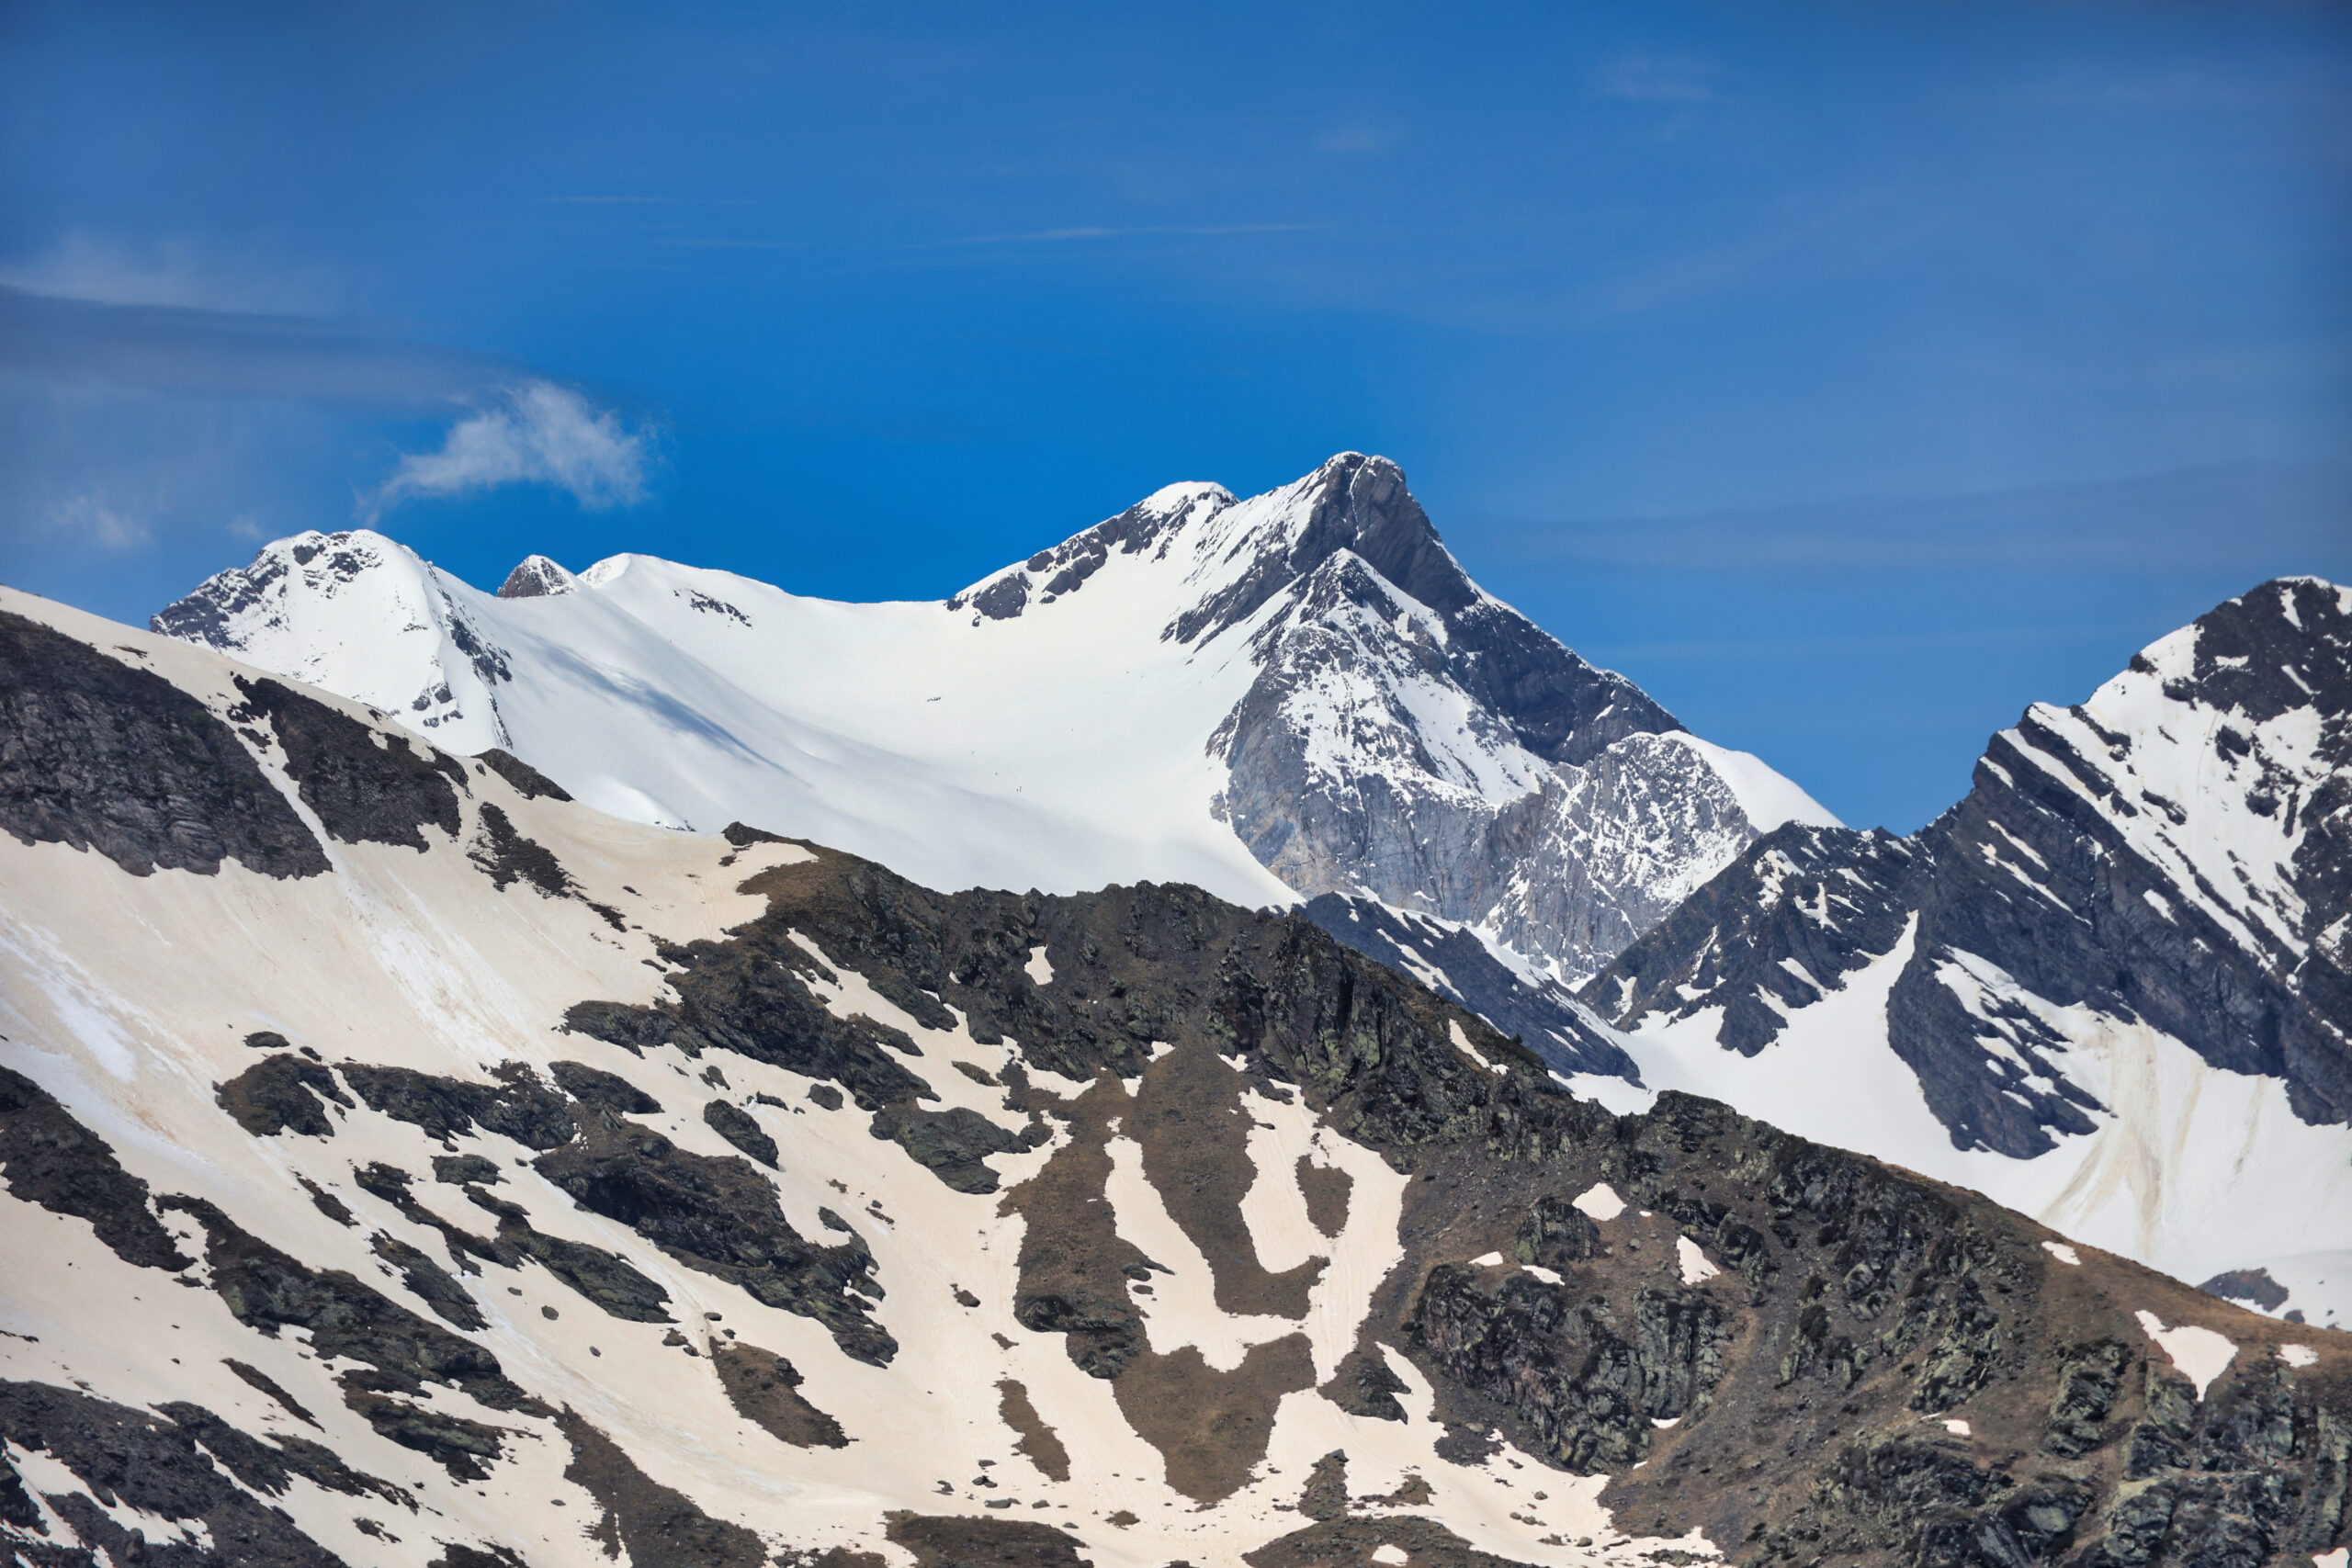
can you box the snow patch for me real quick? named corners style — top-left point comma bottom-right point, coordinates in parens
top-left (2134, 1311), bottom-right (2238, 1398)
top-left (1573, 1183), bottom-right (1626, 1223)
top-left (1676, 1235), bottom-right (1720, 1285)
top-left (2042, 1242), bottom-right (2081, 1266)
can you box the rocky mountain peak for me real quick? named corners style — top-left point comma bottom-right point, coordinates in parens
top-left (496, 554), bottom-right (578, 599)
top-left (1164, 452), bottom-right (1475, 646)
top-left (2129, 575), bottom-right (2351, 727)
top-left (6, 583), bottom-right (2344, 1568)
top-left (149, 528), bottom-right (402, 649)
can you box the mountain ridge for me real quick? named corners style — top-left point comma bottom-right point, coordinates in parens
top-left (1572, 576), bottom-right (2352, 1327)
top-left (149, 453), bottom-right (1832, 985)
top-left (2, 582), bottom-right (2345, 1568)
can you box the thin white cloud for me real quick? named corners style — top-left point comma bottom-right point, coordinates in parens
top-left (538, 195), bottom-right (758, 206)
top-left (1595, 55), bottom-right (1717, 104)
top-left (1315, 123), bottom-right (1402, 154)
top-left (367, 382), bottom-right (652, 517)
top-left (51, 491), bottom-right (152, 552)
top-left (928, 222), bottom-right (1325, 248)
top-left (0, 231), bottom-right (337, 313)
top-left (657, 237), bottom-right (808, 250)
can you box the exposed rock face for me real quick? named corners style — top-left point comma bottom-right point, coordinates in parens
top-left (7, 587), bottom-right (2345, 1568)
top-left (1577, 577), bottom-right (2352, 1323)
top-left (955, 452), bottom-right (1823, 981)
top-left (153, 528), bottom-right (514, 744)
top-left (494, 555), bottom-right (576, 599)
top-left (1299, 892), bottom-right (1637, 1079)
top-left (0, 610), bottom-right (328, 878)
top-left (1592, 578), bottom-right (2352, 1147)
top-left (151, 455), bottom-right (1830, 982)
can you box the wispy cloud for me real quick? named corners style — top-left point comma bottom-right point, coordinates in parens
top-left (0, 231), bottom-right (337, 314)
top-left (927, 222), bottom-right (1325, 248)
top-left (656, 237), bottom-right (808, 251)
top-left (1594, 55), bottom-right (1718, 104)
top-left (1466, 462), bottom-right (2352, 576)
top-left (1314, 122), bottom-right (1403, 154)
top-left (0, 287), bottom-right (516, 406)
top-left (50, 491), bottom-right (152, 553)
top-left (366, 381), bottom-right (654, 518)
top-left (538, 195), bottom-right (757, 206)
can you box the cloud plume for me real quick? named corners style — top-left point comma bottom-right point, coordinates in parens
top-left (368, 382), bottom-right (652, 516)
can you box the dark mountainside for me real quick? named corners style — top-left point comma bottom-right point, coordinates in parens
top-left (563, 840), bottom-right (2352, 1568)
top-left (0, 597), bottom-right (2346, 1568)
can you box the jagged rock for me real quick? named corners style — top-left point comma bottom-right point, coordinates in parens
top-left (713, 1343), bottom-right (849, 1448)
top-left (0, 1065), bottom-right (190, 1269)
top-left (705, 1099), bottom-right (780, 1167)
top-left (0, 610), bottom-right (327, 878)
top-left (339, 1060), bottom-right (576, 1148)
top-left (548, 1059), bottom-right (662, 1113)
top-left (468, 800), bottom-right (571, 894)
top-left (214, 1053), bottom-right (350, 1137)
top-left (534, 1113), bottom-right (894, 1363)
top-left (229, 673), bottom-right (465, 850)
top-left (475, 744), bottom-right (572, 800)
top-left (868, 1103), bottom-right (1024, 1192)
top-left (495, 555), bottom-right (577, 600)
top-left (160, 1195), bottom-right (534, 1412)
top-left (0, 1382), bottom-right (357, 1566)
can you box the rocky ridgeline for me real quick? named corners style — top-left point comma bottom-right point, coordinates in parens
top-left (0, 595), bottom-right (2345, 1568)
top-left (1584, 578), bottom-right (2351, 1158)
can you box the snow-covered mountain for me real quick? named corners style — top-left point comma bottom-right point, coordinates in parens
top-left (5, 586), bottom-right (2342, 1568)
top-left (150, 454), bottom-right (1832, 985)
top-left (1569, 578), bottom-right (2352, 1330)
top-left (142, 465), bottom-right (2352, 1327)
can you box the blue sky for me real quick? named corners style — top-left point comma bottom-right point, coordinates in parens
top-left (3, 1), bottom-right (2346, 831)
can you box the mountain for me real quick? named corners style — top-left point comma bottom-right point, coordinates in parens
top-left (4, 585), bottom-right (2346, 1568)
top-left (150, 453), bottom-right (1833, 985)
top-left (1568, 578), bottom-right (2352, 1331)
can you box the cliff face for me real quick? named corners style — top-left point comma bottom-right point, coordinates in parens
top-left (1577, 579), bottom-right (2352, 1323)
top-left (3, 585), bottom-right (2344, 1568)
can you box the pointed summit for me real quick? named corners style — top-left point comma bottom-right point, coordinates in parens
top-left (497, 555), bottom-right (578, 599)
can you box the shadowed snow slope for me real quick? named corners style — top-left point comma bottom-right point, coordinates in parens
top-left (151, 454), bottom-right (1830, 984)
top-left (4, 586), bottom-right (2345, 1568)
top-left (1574, 578), bottom-right (2352, 1332)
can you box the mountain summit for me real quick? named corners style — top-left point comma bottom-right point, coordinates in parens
top-left (1575, 577), bottom-right (2352, 1326)
top-left (151, 454), bottom-right (1831, 985)
top-left (2, 583), bottom-right (2341, 1568)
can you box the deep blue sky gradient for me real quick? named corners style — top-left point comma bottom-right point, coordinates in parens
top-left (4, 1), bottom-right (2346, 829)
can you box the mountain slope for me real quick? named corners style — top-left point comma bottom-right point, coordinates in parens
top-left (151, 453), bottom-right (1831, 983)
top-left (4, 585), bottom-right (2346, 1568)
top-left (1575, 578), bottom-right (2352, 1329)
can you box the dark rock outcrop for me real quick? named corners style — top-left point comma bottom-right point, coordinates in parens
top-left (0, 610), bottom-right (327, 878)
top-left (0, 1065), bottom-right (190, 1269)
top-left (0, 1382), bottom-right (368, 1567)
top-left (475, 745), bottom-right (573, 800)
top-left (229, 674), bottom-right (464, 852)
top-left (534, 1112), bottom-right (894, 1363)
